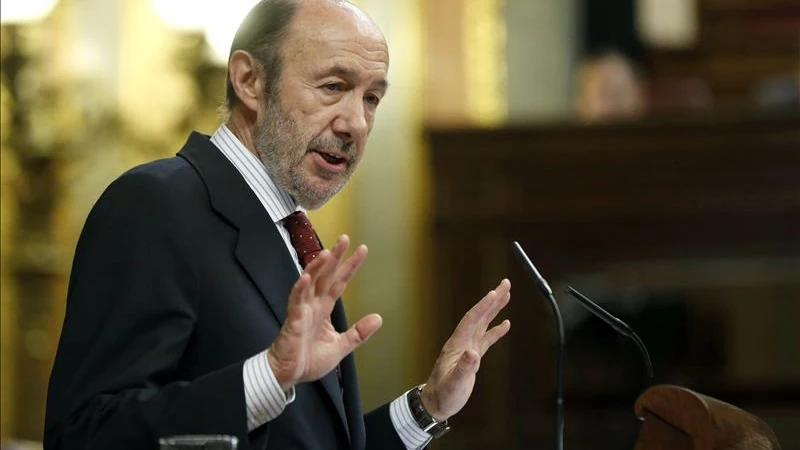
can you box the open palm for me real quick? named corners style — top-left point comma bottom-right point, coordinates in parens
top-left (268, 235), bottom-right (382, 389)
top-left (422, 279), bottom-right (512, 421)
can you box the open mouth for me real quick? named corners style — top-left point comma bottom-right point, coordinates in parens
top-left (317, 151), bottom-right (346, 165)
top-left (311, 149), bottom-right (350, 174)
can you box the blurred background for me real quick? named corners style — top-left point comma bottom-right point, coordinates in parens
top-left (1, 0), bottom-right (798, 448)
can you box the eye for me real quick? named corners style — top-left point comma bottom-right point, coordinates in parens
top-left (364, 94), bottom-right (381, 106)
top-left (324, 82), bottom-right (343, 92)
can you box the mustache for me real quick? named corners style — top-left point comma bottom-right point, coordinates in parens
top-left (308, 137), bottom-right (355, 156)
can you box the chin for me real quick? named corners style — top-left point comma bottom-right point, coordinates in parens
top-left (291, 163), bottom-right (352, 205)
top-left (297, 200), bottom-right (325, 211)
top-left (291, 185), bottom-right (333, 210)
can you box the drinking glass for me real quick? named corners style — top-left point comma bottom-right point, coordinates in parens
top-left (159, 435), bottom-right (238, 450)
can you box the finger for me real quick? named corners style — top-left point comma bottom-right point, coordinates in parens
top-left (451, 287), bottom-right (501, 341)
top-left (468, 279), bottom-right (510, 325)
top-left (493, 278), bottom-right (511, 297)
top-left (315, 237), bottom-right (350, 295)
top-left (459, 291), bottom-right (495, 328)
top-left (330, 244), bottom-right (368, 293)
top-left (286, 273), bottom-right (312, 322)
top-left (329, 234), bottom-right (350, 260)
top-left (479, 319), bottom-right (511, 356)
top-left (339, 313), bottom-right (383, 354)
top-left (447, 279), bottom-right (510, 346)
top-left (289, 273), bottom-right (311, 303)
top-left (298, 252), bottom-right (329, 299)
top-left (303, 249), bottom-right (332, 284)
top-left (472, 279), bottom-right (510, 327)
top-left (326, 279), bottom-right (347, 302)
top-left (475, 288), bottom-right (511, 336)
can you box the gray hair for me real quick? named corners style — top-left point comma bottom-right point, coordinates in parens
top-left (222, 0), bottom-right (299, 116)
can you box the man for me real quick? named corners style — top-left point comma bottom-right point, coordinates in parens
top-left (44, 1), bottom-right (511, 449)
top-left (575, 50), bottom-right (645, 123)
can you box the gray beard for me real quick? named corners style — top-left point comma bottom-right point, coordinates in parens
top-left (253, 101), bottom-right (357, 210)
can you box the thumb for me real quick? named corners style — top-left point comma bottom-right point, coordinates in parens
top-left (453, 349), bottom-right (480, 379)
top-left (340, 313), bottom-right (383, 354)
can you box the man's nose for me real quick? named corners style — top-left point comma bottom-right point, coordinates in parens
top-left (331, 95), bottom-right (369, 144)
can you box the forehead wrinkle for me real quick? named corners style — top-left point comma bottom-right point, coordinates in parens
top-left (307, 34), bottom-right (388, 57)
top-left (299, 37), bottom-right (388, 73)
top-left (336, 52), bottom-right (388, 71)
top-left (316, 62), bottom-right (389, 91)
top-left (286, 36), bottom-right (388, 71)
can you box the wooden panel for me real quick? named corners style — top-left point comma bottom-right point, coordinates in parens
top-left (424, 0), bottom-right (469, 125)
top-left (647, 1), bottom-right (800, 111)
top-left (427, 111), bottom-right (800, 449)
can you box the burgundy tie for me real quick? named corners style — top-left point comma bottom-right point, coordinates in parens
top-left (284, 211), bottom-right (323, 269)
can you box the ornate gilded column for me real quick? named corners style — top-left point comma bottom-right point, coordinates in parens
top-left (463, 0), bottom-right (508, 126)
top-left (424, 0), bottom-right (508, 126)
top-left (1, 0), bottom-right (123, 439)
top-left (1, 21), bottom-right (67, 440)
top-left (1, 49), bottom-right (22, 439)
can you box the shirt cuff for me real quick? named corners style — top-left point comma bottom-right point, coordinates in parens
top-left (243, 350), bottom-right (296, 431)
top-left (389, 389), bottom-right (433, 450)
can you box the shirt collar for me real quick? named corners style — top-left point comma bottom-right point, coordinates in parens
top-left (210, 124), bottom-right (304, 224)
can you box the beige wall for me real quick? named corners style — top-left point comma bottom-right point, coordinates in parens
top-left (506, 0), bottom-right (576, 122)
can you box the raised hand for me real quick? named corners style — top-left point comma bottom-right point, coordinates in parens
top-left (421, 279), bottom-right (511, 421)
top-left (267, 235), bottom-right (382, 389)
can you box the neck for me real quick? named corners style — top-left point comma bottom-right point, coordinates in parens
top-left (226, 107), bottom-right (260, 160)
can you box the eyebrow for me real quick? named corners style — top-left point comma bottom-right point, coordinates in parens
top-left (319, 64), bottom-right (390, 91)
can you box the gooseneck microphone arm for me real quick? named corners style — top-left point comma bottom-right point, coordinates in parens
top-left (565, 286), bottom-right (654, 389)
top-left (512, 242), bottom-right (565, 450)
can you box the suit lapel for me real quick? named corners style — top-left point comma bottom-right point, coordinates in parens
top-left (177, 132), bottom-right (350, 440)
top-left (178, 132), bottom-right (296, 325)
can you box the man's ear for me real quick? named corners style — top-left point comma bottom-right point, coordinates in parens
top-left (228, 49), bottom-right (265, 113)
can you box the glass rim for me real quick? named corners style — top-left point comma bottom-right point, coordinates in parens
top-left (158, 435), bottom-right (239, 445)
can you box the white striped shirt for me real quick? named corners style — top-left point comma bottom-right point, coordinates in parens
top-left (210, 125), bottom-right (432, 449)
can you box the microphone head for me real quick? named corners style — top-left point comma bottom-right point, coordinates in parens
top-left (565, 286), bottom-right (655, 389)
top-left (565, 286), bottom-right (634, 337)
top-left (512, 241), bottom-right (554, 297)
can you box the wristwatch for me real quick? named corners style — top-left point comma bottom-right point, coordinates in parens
top-left (406, 384), bottom-right (451, 438)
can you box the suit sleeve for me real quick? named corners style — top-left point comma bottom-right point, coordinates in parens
top-left (365, 403), bottom-right (418, 450)
top-left (44, 169), bottom-right (251, 450)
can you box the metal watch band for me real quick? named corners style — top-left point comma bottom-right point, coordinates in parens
top-left (406, 384), bottom-right (451, 439)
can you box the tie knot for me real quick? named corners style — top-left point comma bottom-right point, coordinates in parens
top-left (284, 211), bottom-right (323, 269)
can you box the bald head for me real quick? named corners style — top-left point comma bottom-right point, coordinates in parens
top-left (224, 0), bottom-right (386, 114)
top-left (291, 0), bottom-right (385, 44)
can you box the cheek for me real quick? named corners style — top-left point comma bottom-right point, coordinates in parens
top-left (294, 85), bottom-right (333, 114)
top-left (353, 144), bottom-right (367, 163)
top-left (293, 97), bottom-right (334, 129)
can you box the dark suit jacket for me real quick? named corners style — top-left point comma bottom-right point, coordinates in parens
top-left (45, 133), bottom-right (408, 450)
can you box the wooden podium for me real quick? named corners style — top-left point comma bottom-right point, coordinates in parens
top-left (634, 385), bottom-right (781, 450)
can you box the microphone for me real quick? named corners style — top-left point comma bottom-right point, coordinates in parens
top-left (512, 242), bottom-right (565, 450)
top-left (564, 286), bottom-right (654, 389)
